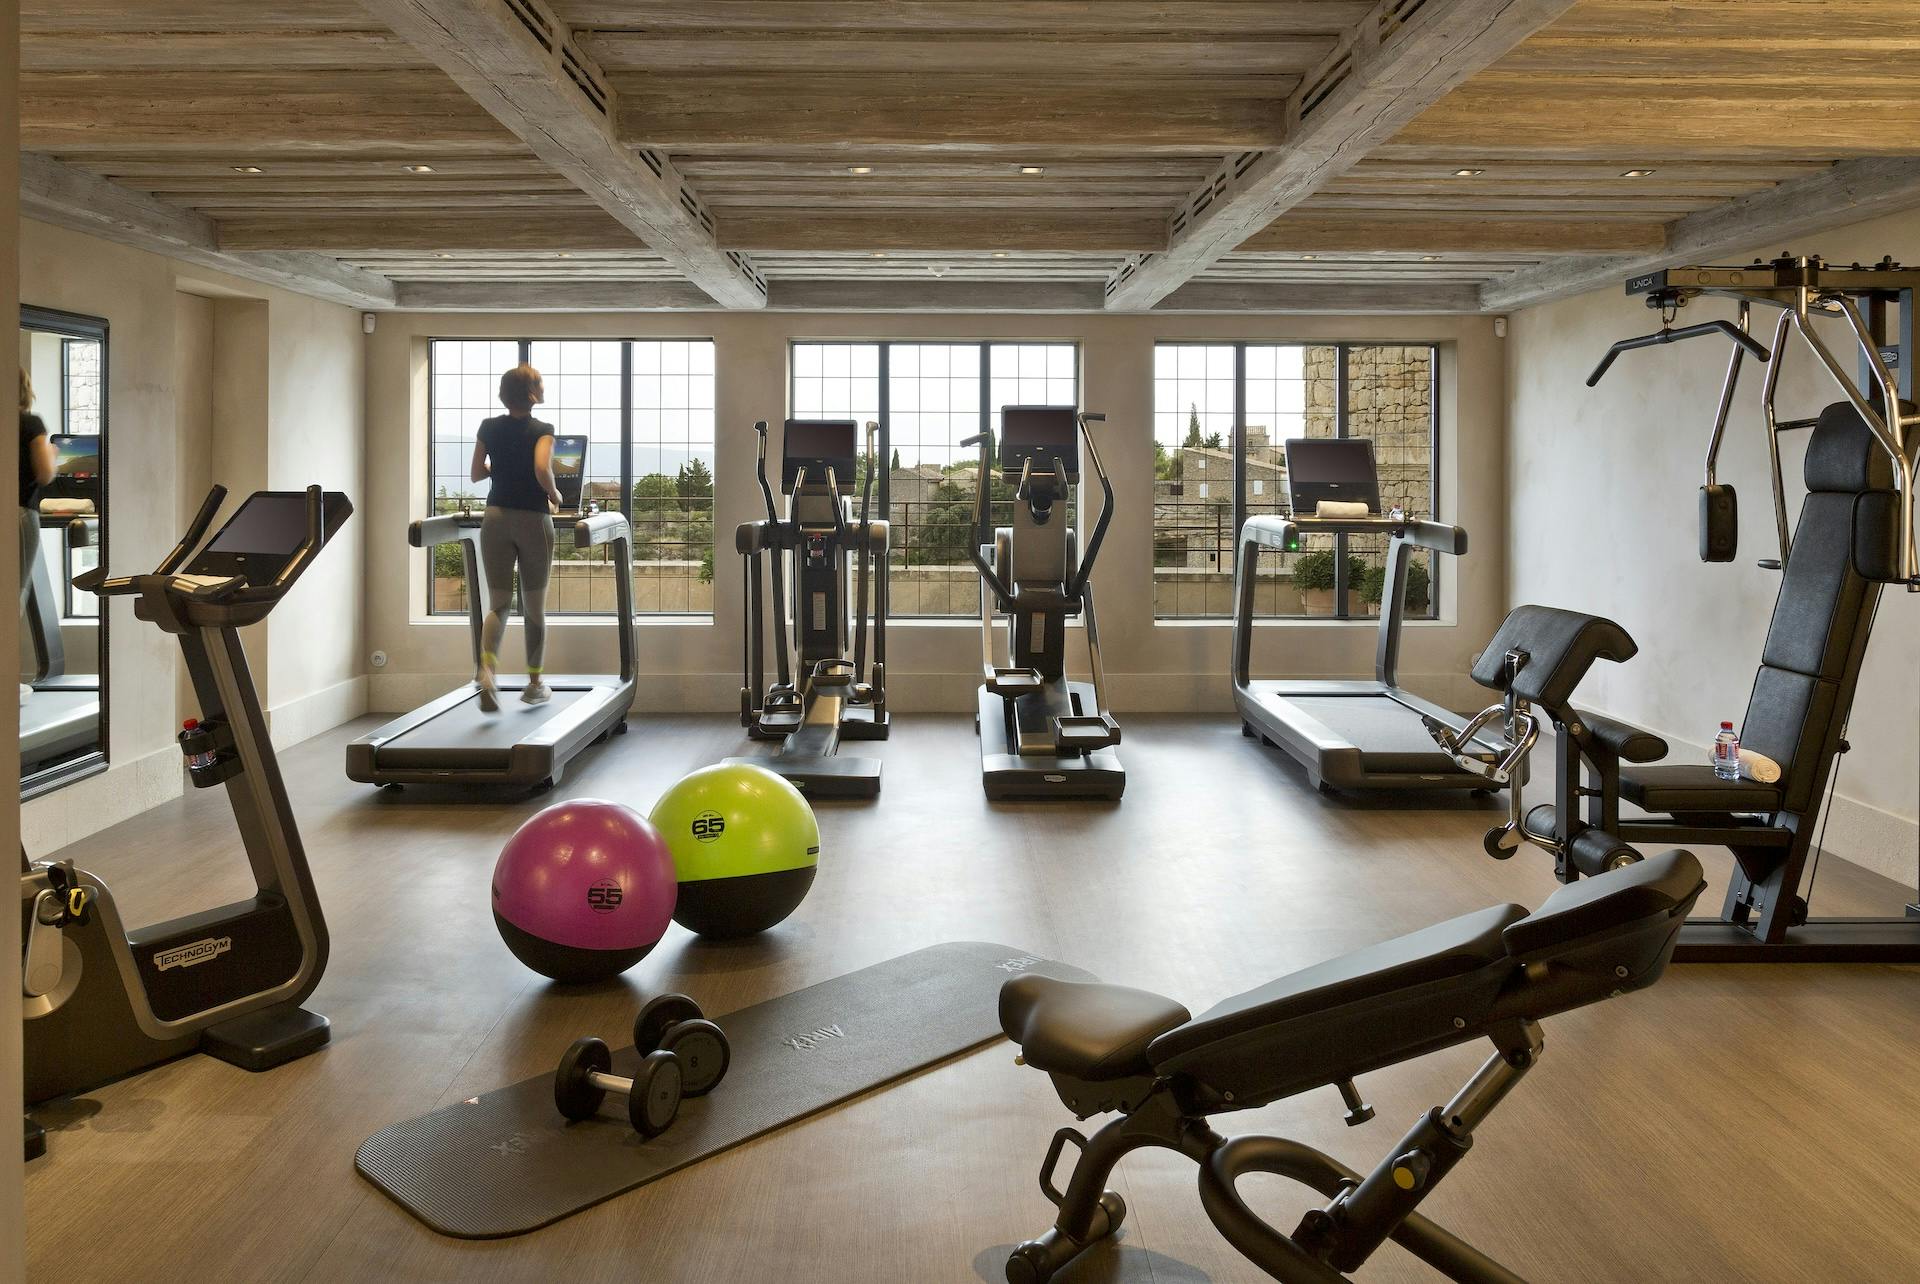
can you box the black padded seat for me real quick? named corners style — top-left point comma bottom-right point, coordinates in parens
top-left (999, 976), bottom-right (1190, 1081)
top-left (1617, 763), bottom-right (1782, 814)
top-left (1145, 904), bottom-right (1525, 1068)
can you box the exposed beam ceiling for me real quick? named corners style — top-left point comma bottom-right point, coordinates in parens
top-left (1241, 216), bottom-right (1665, 255)
top-left (393, 276), bottom-right (1477, 314)
top-left (1103, 0), bottom-right (1582, 311)
top-left (355, 0), bottom-right (767, 309)
top-left (1481, 157), bottom-right (1920, 311)
top-left (19, 152), bottom-right (396, 309)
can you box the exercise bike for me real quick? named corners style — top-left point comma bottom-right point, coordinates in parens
top-left (962, 406), bottom-right (1123, 801)
top-left (22, 485), bottom-right (348, 1156)
top-left (726, 419), bottom-right (888, 798)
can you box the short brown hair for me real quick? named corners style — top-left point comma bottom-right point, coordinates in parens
top-left (499, 363), bottom-right (543, 411)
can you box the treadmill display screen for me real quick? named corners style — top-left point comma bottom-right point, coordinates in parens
top-left (550, 435), bottom-right (587, 510)
top-left (782, 420), bottom-right (857, 491)
top-left (999, 406), bottom-right (1079, 481)
top-left (1284, 438), bottom-right (1381, 513)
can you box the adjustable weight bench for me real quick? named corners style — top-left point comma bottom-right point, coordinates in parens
top-left (996, 851), bottom-right (1706, 1283)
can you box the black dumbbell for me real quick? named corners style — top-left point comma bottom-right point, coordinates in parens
top-left (553, 1036), bottom-right (684, 1138)
top-left (632, 993), bottom-right (731, 1097)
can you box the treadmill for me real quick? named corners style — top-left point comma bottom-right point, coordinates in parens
top-left (345, 437), bottom-right (636, 791)
top-left (1231, 437), bottom-right (1506, 794)
top-left (21, 511), bottom-right (101, 782)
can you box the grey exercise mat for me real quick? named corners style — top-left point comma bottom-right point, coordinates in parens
top-left (356, 940), bottom-right (1094, 1238)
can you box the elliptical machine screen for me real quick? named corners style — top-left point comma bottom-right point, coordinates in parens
top-left (781, 420), bottom-right (857, 491)
top-left (999, 406), bottom-right (1080, 482)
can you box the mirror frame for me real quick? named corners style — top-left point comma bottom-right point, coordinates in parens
top-left (21, 304), bottom-right (110, 801)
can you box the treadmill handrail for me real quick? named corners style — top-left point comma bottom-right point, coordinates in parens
top-left (1231, 513), bottom-right (1469, 692)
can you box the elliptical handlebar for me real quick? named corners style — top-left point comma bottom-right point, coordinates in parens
top-left (1587, 320), bottom-right (1772, 388)
top-left (960, 430), bottom-right (1012, 602)
top-left (1070, 411), bottom-right (1114, 600)
top-left (752, 420), bottom-right (778, 522)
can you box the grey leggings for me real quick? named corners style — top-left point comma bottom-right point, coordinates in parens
top-left (478, 506), bottom-right (556, 671)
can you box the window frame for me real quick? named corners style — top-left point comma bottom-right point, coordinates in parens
top-left (425, 336), bottom-right (719, 619)
top-left (1150, 340), bottom-right (1442, 622)
top-left (786, 338), bottom-right (1082, 620)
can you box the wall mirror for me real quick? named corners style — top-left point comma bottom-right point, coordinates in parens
top-left (20, 305), bottom-right (108, 799)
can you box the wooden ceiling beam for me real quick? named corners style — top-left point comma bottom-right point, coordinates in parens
top-left (19, 153), bottom-right (396, 309)
top-left (356, 0), bottom-right (766, 309)
top-left (1103, 0), bottom-right (1582, 311)
top-left (23, 31), bottom-right (426, 71)
top-left (216, 211), bottom-right (640, 253)
top-left (1240, 216), bottom-right (1666, 255)
top-left (579, 33), bottom-right (1337, 77)
top-left (1481, 157), bottom-right (1920, 312)
top-left (1157, 281), bottom-right (1483, 313)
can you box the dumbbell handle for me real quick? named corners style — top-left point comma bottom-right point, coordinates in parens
top-left (587, 1069), bottom-right (635, 1094)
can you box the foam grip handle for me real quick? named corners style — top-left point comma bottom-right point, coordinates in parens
top-left (1567, 828), bottom-right (1640, 878)
top-left (1739, 748), bottom-right (1782, 784)
top-left (1316, 500), bottom-right (1372, 519)
top-left (1699, 485), bottom-right (1737, 562)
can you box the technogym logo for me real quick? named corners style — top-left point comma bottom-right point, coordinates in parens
top-left (996, 955), bottom-right (1044, 974)
top-left (154, 937), bottom-right (233, 971)
top-left (781, 1024), bottom-right (845, 1052)
top-left (691, 811), bottom-right (725, 843)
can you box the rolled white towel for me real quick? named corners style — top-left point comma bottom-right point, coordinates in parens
top-left (1315, 500), bottom-right (1373, 519)
top-left (1739, 748), bottom-right (1781, 784)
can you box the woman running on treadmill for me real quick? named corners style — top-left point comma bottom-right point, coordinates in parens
top-left (20, 370), bottom-right (55, 706)
top-left (471, 364), bottom-right (564, 712)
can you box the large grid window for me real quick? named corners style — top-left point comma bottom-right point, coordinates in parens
top-left (1152, 343), bottom-right (1438, 621)
top-left (426, 337), bottom-right (717, 616)
top-left (789, 340), bottom-right (1080, 618)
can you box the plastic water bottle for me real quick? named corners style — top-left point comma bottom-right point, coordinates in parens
top-left (179, 718), bottom-right (217, 772)
top-left (1712, 721), bottom-right (1741, 781)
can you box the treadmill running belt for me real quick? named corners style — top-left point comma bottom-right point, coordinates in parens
top-left (378, 689), bottom-right (591, 765)
top-left (1281, 695), bottom-right (1490, 772)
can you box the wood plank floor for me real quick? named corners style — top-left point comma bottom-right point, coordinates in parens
top-left (24, 714), bottom-right (1920, 1283)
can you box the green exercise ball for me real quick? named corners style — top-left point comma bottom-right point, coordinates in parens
top-left (650, 763), bottom-right (820, 938)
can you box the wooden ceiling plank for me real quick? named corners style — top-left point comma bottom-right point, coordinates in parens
top-left (580, 33), bottom-right (1337, 77)
top-left (20, 152), bottom-right (396, 309)
top-left (1156, 281), bottom-right (1483, 312)
top-left (22, 2), bottom-right (376, 33)
top-left (615, 79), bottom-right (1291, 151)
top-left (23, 31), bottom-right (428, 71)
top-left (356, 0), bottom-right (767, 308)
top-left (1239, 215), bottom-right (1665, 254)
top-left (1104, 0), bottom-right (1584, 311)
top-left (1481, 157), bottom-right (1920, 312)
top-left (553, 2), bottom-right (1376, 36)
top-left (717, 212), bottom-right (1167, 253)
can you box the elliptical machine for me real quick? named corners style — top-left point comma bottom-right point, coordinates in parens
top-left (962, 406), bottom-right (1122, 801)
top-left (22, 485), bottom-right (347, 1150)
top-left (726, 419), bottom-right (888, 798)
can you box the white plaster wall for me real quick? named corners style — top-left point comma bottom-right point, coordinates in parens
top-left (365, 311), bottom-right (1509, 717)
top-left (1505, 205), bottom-right (1920, 883)
top-left (18, 221), bottom-right (369, 854)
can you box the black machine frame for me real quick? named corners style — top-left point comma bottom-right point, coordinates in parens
top-left (727, 418), bottom-right (889, 798)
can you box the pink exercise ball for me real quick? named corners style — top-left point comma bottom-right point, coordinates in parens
top-left (490, 799), bottom-right (678, 982)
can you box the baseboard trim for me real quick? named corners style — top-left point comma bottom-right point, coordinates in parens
top-left (269, 676), bottom-right (368, 748)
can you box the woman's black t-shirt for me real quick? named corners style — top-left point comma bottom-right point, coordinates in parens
top-left (477, 415), bottom-right (555, 512)
top-left (20, 412), bottom-right (48, 511)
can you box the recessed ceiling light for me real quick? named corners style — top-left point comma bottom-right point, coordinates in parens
top-left (871, 251), bottom-right (888, 258)
top-left (1620, 168), bottom-right (1657, 178)
top-left (991, 252), bottom-right (1009, 258)
top-left (1452, 168), bottom-right (1484, 177)
top-left (1421, 255), bottom-right (1441, 261)
top-left (403, 164), bottom-right (436, 174)
top-left (1017, 165), bottom-right (1046, 176)
top-left (556, 252), bottom-right (572, 258)
top-left (433, 252), bottom-right (454, 259)
top-left (1300, 254), bottom-right (1317, 261)
top-left (846, 165), bottom-right (874, 175)
top-left (231, 165), bottom-right (264, 174)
